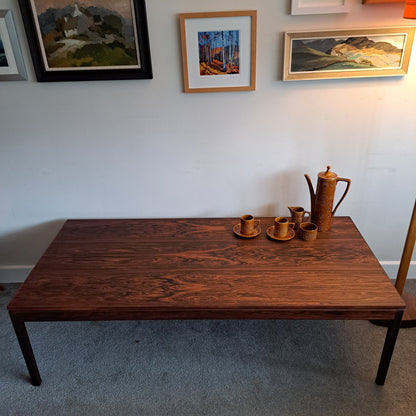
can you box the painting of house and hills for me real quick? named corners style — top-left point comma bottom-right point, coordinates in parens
top-left (33, 0), bottom-right (139, 69)
top-left (290, 35), bottom-right (405, 73)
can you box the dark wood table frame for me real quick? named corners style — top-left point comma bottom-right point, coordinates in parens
top-left (8, 217), bottom-right (405, 386)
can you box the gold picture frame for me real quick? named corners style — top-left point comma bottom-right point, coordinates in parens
top-left (179, 10), bottom-right (257, 93)
top-left (283, 27), bottom-right (415, 81)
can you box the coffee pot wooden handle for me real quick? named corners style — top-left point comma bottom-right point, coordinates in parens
top-left (332, 178), bottom-right (351, 218)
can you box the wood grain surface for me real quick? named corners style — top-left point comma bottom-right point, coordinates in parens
top-left (8, 217), bottom-right (405, 321)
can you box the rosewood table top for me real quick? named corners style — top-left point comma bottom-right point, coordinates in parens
top-left (8, 217), bottom-right (405, 321)
top-left (7, 216), bottom-right (406, 386)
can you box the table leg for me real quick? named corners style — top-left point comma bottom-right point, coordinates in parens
top-left (9, 315), bottom-right (42, 386)
top-left (375, 310), bottom-right (403, 385)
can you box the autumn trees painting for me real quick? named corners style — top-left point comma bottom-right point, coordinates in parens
top-left (198, 30), bottom-right (239, 76)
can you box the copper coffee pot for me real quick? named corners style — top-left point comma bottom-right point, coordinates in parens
top-left (305, 166), bottom-right (351, 232)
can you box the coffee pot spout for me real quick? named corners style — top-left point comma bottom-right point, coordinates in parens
top-left (304, 174), bottom-right (316, 216)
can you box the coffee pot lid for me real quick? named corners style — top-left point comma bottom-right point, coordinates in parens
top-left (318, 166), bottom-right (337, 180)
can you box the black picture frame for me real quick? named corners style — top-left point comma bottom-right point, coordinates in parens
top-left (18, 0), bottom-right (152, 82)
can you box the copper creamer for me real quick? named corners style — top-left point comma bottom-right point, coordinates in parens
top-left (305, 166), bottom-right (351, 232)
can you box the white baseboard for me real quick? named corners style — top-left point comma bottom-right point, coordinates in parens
top-left (0, 266), bottom-right (33, 283)
top-left (380, 261), bottom-right (416, 281)
top-left (0, 262), bottom-right (415, 283)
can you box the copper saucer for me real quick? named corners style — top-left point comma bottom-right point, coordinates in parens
top-left (266, 226), bottom-right (295, 242)
top-left (233, 223), bottom-right (261, 239)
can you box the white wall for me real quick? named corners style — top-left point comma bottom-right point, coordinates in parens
top-left (1, 0), bottom-right (415, 282)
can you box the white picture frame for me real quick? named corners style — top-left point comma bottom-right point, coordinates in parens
top-left (0, 10), bottom-right (27, 81)
top-left (291, 0), bottom-right (351, 15)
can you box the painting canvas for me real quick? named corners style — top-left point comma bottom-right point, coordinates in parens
top-left (284, 28), bottom-right (415, 81)
top-left (31, 0), bottom-right (139, 70)
top-left (292, 35), bottom-right (405, 71)
top-left (0, 32), bottom-right (8, 66)
top-left (180, 11), bottom-right (257, 93)
top-left (198, 30), bottom-right (239, 75)
top-left (19, 0), bottom-right (152, 81)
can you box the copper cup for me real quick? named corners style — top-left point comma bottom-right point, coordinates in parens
top-left (274, 217), bottom-right (295, 238)
top-left (289, 206), bottom-right (311, 229)
top-left (299, 222), bottom-right (318, 241)
top-left (240, 214), bottom-right (258, 235)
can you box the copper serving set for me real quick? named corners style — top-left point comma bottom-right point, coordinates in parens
top-left (234, 166), bottom-right (351, 241)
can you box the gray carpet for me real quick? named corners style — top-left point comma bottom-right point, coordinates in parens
top-left (1, 282), bottom-right (416, 416)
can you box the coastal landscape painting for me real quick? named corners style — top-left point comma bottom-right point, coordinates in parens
top-left (284, 28), bottom-right (415, 81)
top-left (18, 0), bottom-right (152, 81)
top-left (0, 33), bottom-right (8, 66)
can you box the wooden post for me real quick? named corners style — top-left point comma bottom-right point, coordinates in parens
top-left (395, 199), bottom-right (416, 295)
top-left (371, 199), bottom-right (416, 328)
top-left (394, 199), bottom-right (416, 327)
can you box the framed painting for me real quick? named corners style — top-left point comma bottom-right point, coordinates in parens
top-left (179, 10), bottom-right (257, 93)
top-left (0, 10), bottom-right (27, 80)
top-left (291, 0), bottom-right (351, 15)
top-left (283, 27), bottom-right (415, 81)
top-left (18, 0), bottom-right (152, 81)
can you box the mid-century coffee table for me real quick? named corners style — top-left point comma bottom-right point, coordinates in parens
top-left (8, 217), bottom-right (405, 386)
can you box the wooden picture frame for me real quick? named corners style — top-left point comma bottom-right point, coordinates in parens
top-left (0, 10), bottom-right (27, 80)
top-left (291, 0), bottom-right (351, 15)
top-left (18, 0), bottom-right (152, 82)
top-left (283, 27), bottom-right (415, 81)
top-left (179, 10), bottom-right (257, 93)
